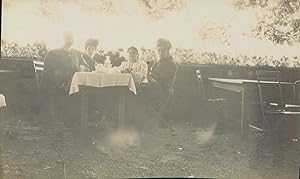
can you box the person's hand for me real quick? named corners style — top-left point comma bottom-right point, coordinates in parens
top-left (131, 72), bottom-right (143, 84)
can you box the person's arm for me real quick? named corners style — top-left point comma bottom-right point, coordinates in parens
top-left (43, 51), bottom-right (56, 74)
top-left (119, 62), bottom-right (129, 73)
top-left (168, 64), bottom-right (178, 96)
top-left (41, 50), bottom-right (63, 93)
top-left (131, 61), bottom-right (148, 84)
top-left (148, 61), bottom-right (158, 83)
top-left (42, 50), bottom-right (59, 84)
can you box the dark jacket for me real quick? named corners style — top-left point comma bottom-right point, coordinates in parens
top-left (148, 55), bottom-right (176, 91)
top-left (41, 48), bottom-right (87, 95)
top-left (82, 53), bottom-right (96, 71)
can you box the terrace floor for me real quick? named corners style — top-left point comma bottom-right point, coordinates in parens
top-left (1, 107), bottom-right (299, 179)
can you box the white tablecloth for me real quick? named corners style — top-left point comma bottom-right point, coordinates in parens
top-left (0, 94), bottom-right (6, 108)
top-left (69, 72), bottom-right (137, 95)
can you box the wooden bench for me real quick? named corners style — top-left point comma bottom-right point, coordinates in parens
top-left (33, 60), bottom-right (44, 89)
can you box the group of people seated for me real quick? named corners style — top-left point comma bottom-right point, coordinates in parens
top-left (40, 31), bottom-right (177, 124)
top-left (41, 32), bottom-right (175, 93)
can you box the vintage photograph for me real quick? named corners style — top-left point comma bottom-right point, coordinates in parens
top-left (1, 0), bottom-right (300, 178)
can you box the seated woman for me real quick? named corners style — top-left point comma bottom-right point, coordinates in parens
top-left (118, 46), bottom-right (148, 84)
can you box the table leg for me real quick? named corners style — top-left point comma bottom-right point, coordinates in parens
top-left (81, 87), bottom-right (88, 133)
top-left (298, 117), bottom-right (300, 149)
top-left (118, 88), bottom-right (126, 129)
top-left (241, 87), bottom-right (249, 140)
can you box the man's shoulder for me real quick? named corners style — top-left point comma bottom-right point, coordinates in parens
top-left (44, 48), bottom-right (63, 60)
top-left (167, 56), bottom-right (175, 63)
top-left (166, 57), bottom-right (176, 67)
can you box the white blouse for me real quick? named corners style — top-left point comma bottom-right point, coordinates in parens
top-left (118, 61), bottom-right (148, 84)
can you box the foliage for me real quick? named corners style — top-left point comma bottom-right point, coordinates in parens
top-left (1, 41), bottom-right (299, 68)
top-left (172, 48), bottom-right (300, 68)
top-left (1, 40), bottom-right (47, 61)
top-left (39, 0), bottom-right (117, 21)
top-left (137, 0), bottom-right (189, 20)
top-left (234, 0), bottom-right (300, 45)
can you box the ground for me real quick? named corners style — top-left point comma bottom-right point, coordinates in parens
top-left (1, 105), bottom-right (299, 179)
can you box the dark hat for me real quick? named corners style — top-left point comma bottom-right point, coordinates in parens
top-left (156, 38), bottom-right (172, 50)
top-left (127, 46), bottom-right (138, 53)
top-left (85, 39), bottom-right (99, 49)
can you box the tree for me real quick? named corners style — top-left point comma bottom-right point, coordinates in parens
top-left (137, 0), bottom-right (189, 20)
top-left (234, 0), bottom-right (300, 45)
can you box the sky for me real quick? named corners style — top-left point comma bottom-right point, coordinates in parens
top-left (1, 0), bottom-right (299, 57)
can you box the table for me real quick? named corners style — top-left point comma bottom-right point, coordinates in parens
top-left (208, 78), bottom-right (295, 139)
top-left (69, 72), bottom-right (137, 132)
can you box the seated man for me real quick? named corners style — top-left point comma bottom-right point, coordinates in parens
top-left (148, 38), bottom-right (177, 94)
top-left (82, 38), bottom-right (99, 71)
top-left (118, 46), bottom-right (148, 84)
top-left (41, 31), bottom-right (88, 96)
top-left (141, 38), bottom-right (177, 121)
top-left (40, 31), bottom-right (88, 123)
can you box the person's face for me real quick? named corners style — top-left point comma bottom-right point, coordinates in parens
top-left (64, 33), bottom-right (74, 48)
top-left (128, 49), bottom-right (138, 62)
top-left (86, 46), bottom-right (96, 58)
top-left (156, 47), bottom-right (169, 60)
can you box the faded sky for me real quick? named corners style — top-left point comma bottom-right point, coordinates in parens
top-left (1, 0), bottom-right (299, 57)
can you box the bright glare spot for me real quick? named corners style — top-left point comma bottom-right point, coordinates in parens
top-left (195, 123), bottom-right (216, 145)
top-left (107, 129), bottom-right (140, 149)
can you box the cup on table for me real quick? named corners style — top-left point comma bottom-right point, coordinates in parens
top-left (95, 63), bottom-right (104, 73)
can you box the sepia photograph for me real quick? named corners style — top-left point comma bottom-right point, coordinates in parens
top-left (1, 0), bottom-right (300, 178)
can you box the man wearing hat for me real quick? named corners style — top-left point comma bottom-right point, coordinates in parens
top-left (148, 38), bottom-right (177, 91)
top-left (143, 38), bottom-right (177, 127)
